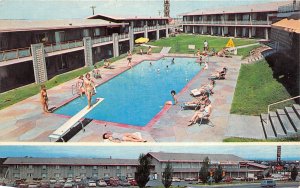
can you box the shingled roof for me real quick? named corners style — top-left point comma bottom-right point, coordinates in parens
top-left (272, 13), bottom-right (300, 33)
top-left (3, 157), bottom-right (138, 166)
top-left (147, 152), bottom-right (245, 162)
top-left (87, 14), bottom-right (169, 21)
top-left (0, 19), bottom-right (126, 33)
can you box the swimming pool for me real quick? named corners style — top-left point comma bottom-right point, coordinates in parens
top-left (54, 57), bottom-right (202, 126)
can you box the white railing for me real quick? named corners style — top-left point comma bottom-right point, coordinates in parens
top-left (44, 40), bottom-right (83, 53)
top-left (267, 96), bottom-right (300, 125)
top-left (118, 33), bottom-right (129, 40)
top-left (0, 47), bottom-right (31, 62)
top-left (278, 1), bottom-right (300, 12)
top-left (92, 36), bottom-right (113, 44)
top-left (133, 27), bottom-right (145, 32)
top-left (181, 20), bottom-right (270, 25)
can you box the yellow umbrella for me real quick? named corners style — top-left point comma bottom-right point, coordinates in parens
top-left (135, 37), bottom-right (149, 44)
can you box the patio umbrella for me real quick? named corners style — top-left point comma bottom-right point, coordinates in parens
top-left (135, 37), bottom-right (149, 44)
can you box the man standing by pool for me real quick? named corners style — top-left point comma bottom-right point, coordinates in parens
top-left (171, 90), bottom-right (178, 105)
top-left (204, 40), bottom-right (209, 51)
top-left (127, 51), bottom-right (132, 68)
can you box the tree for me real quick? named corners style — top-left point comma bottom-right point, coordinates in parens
top-left (214, 165), bottom-right (223, 183)
top-left (162, 161), bottom-right (173, 188)
top-left (135, 154), bottom-right (151, 188)
top-left (199, 157), bottom-right (210, 184)
top-left (291, 166), bottom-right (298, 181)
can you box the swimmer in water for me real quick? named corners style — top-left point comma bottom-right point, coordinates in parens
top-left (150, 62), bottom-right (152, 66)
top-left (171, 58), bottom-right (175, 64)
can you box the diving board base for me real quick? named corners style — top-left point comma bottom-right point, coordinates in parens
top-left (48, 98), bottom-right (104, 142)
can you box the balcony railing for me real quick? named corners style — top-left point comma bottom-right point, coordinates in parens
top-left (0, 47), bottom-right (31, 62)
top-left (44, 40), bottom-right (84, 53)
top-left (133, 27), bottom-right (145, 32)
top-left (92, 36), bottom-right (113, 44)
top-left (118, 34), bottom-right (129, 40)
top-left (182, 20), bottom-right (270, 25)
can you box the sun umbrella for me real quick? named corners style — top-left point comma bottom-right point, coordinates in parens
top-left (135, 37), bottom-right (149, 44)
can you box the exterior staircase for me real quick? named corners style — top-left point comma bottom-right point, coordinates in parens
top-left (260, 104), bottom-right (300, 139)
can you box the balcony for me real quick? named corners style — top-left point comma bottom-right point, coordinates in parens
top-left (44, 40), bottom-right (84, 53)
top-left (278, 1), bottom-right (300, 13)
top-left (0, 48), bottom-right (31, 62)
top-left (92, 36), bottom-right (113, 45)
top-left (181, 20), bottom-right (270, 26)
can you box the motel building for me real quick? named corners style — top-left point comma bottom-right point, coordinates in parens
top-left (1, 152), bottom-right (268, 181)
top-left (0, 16), bottom-right (169, 93)
top-left (181, 1), bottom-right (292, 39)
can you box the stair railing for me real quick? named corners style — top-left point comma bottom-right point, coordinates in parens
top-left (267, 95), bottom-right (300, 125)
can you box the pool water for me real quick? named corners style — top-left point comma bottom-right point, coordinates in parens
top-left (54, 57), bottom-right (202, 126)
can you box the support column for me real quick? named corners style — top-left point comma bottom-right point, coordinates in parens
top-left (83, 37), bottom-right (93, 67)
top-left (31, 43), bottom-right (48, 83)
top-left (129, 26), bottom-right (134, 52)
top-left (166, 25), bottom-right (169, 38)
top-left (112, 33), bottom-right (119, 57)
top-left (192, 26), bottom-right (195, 33)
top-left (222, 27), bottom-right (224, 36)
top-left (234, 27), bottom-right (237, 37)
top-left (201, 27), bottom-right (204, 34)
top-left (211, 16), bottom-right (214, 35)
top-left (156, 24), bottom-right (160, 40)
top-left (249, 28), bottom-right (252, 38)
top-left (265, 28), bottom-right (269, 40)
top-left (144, 25), bottom-right (148, 38)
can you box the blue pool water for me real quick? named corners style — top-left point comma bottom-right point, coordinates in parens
top-left (54, 57), bottom-right (201, 126)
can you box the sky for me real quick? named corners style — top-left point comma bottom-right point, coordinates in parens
top-left (0, 144), bottom-right (299, 161)
top-left (0, 0), bottom-right (282, 20)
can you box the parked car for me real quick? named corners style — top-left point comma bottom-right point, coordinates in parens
top-left (64, 181), bottom-right (74, 188)
top-left (261, 179), bottom-right (276, 187)
top-left (54, 182), bottom-right (63, 188)
top-left (87, 181), bottom-right (96, 187)
top-left (103, 177), bottom-right (110, 186)
top-left (172, 177), bottom-right (181, 182)
top-left (128, 179), bottom-right (137, 186)
top-left (119, 181), bottom-right (130, 186)
top-left (97, 180), bottom-right (107, 187)
top-left (109, 178), bottom-right (119, 187)
top-left (75, 182), bottom-right (85, 188)
top-left (28, 183), bottom-right (39, 188)
top-left (75, 177), bottom-right (81, 183)
top-left (58, 179), bottom-right (65, 184)
top-left (40, 181), bottom-right (50, 188)
top-left (18, 183), bottom-right (28, 188)
top-left (222, 176), bottom-right (233, 183)
top-left (233, 177), bottom-right (245, 181)
top-left (49, 178), bottom-right (57, 184)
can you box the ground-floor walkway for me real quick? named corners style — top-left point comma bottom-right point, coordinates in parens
top-left (0, 53), bottom-right (249, 142)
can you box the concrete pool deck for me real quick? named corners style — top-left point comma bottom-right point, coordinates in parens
top-left (0, 53), bottom-right (243, 142)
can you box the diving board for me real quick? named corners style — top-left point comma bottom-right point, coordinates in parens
top-left (49, 98), bottom-right (104, 142)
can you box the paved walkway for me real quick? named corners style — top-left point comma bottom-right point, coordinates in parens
top-left (160, 47), bottom-right (172, 54)
top-left (0, 53), bottom-right (246, 142)
top-left (235, 43), bottom-right (260, 49)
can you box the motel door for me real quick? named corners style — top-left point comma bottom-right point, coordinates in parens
top-left (55, 31), bottom-right (65, 44)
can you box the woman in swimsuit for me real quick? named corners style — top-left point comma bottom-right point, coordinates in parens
top-left (127, 51), bottom-right (132, 68)
top-left (84, 73), bottom-right (95, 109)
top-left (40, 84), bottom-right (50, 113)
top-left (102, 132), bottom-right (147, 142)
top-left (188, 100), bottom-right (212, 126)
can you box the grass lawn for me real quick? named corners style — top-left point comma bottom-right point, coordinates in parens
top-left (148, 34), bottom-right (257, 54)
top-left (237, 44), bottom-right (261, 59)
top-left (0, 55), bottom-right (126, 110)
top-left (133, 45), bottom-right (163, 54)
top-left (231, 59), bottom-right (294, 115)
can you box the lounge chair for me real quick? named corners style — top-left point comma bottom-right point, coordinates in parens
top-left (181, 102), bottom-right (201, 111)
top-left (198, 115), bottom-right (214, 127)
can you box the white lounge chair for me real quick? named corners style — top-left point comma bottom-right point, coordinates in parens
top-left (49, 98), bottom-right (104, 142)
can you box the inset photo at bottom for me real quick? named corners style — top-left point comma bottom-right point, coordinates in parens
top-left (0, 144), bottom-right (299, 188)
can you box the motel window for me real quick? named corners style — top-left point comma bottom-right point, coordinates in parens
top-left (94, 28), bottom-right (101, 36)
top-left (80, 173), bottom-right (86, 178)
top-left (116, 173), bottom-right (121, 177)
top-left (93, 166), bottom-right (97, 170)
top-left (0, 35), bottom-right (8, 51)
top-left (55, 31), bottom-right (65, 44)
top-left (127, 166), bottom-right (131, 170)
top-left (104, 173), bottom-right (110, 177)
top-left (69, 166), bottom-right (72, 170)
top-left (41, 173), bottom-right (47, 179)
top-left (127, 173), bottom-right (132, 178)
top-left (28, 165), bottom-right (33, 169)
top-left (81, 166), bottom-right (85, 170)
top-left (55, 165), bottom-right (60, 170)
top-left (42, 165), bottom-right (47, 170)
top-left (116, 166), bottom-right (120, 170)
top-left (92, 173), bottom-right (98, 178)
top-left (104, 166), bottom-right (108, 169)
top-left (14, 165), bottom-right (19, 169)
top-left (67, 173), bottom-right (73, 178)
top-left (83, 29), bottom-right (89, 37)
top-left (27, 173), bottom-right (33, 177)
top-left (13, 173), bottom-right (20, 179)
top-left (55, 173), bottom-right (60, 178)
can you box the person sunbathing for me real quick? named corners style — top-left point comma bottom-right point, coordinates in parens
top-left (102, 132), bottom-right (147, 142)
top-left (103, 59), bottom-right (112, 69)
top-left (188, 100), bottom-right (212, 126)
top-left (210, 67), bottom-right (227, 79)
top-left (92, 66), bottom-right (102, 79)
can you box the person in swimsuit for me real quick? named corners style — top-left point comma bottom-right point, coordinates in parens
top-left (77, 75), bottom-right (85, 96)
top-left (102, 132), bottom-right (147, 142)
top-left (127, 51), bottom-right (132, 68)
top-left (188, 100), bottom-right (212, 126)
top-left (147, 46), bottom-right (152, 55)
top-left (84, 73), bottom-right (95, 109)
top-left (40, 84), bottom-right (50, 113)
top-left (171, 90), bottom-right (178, 105)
